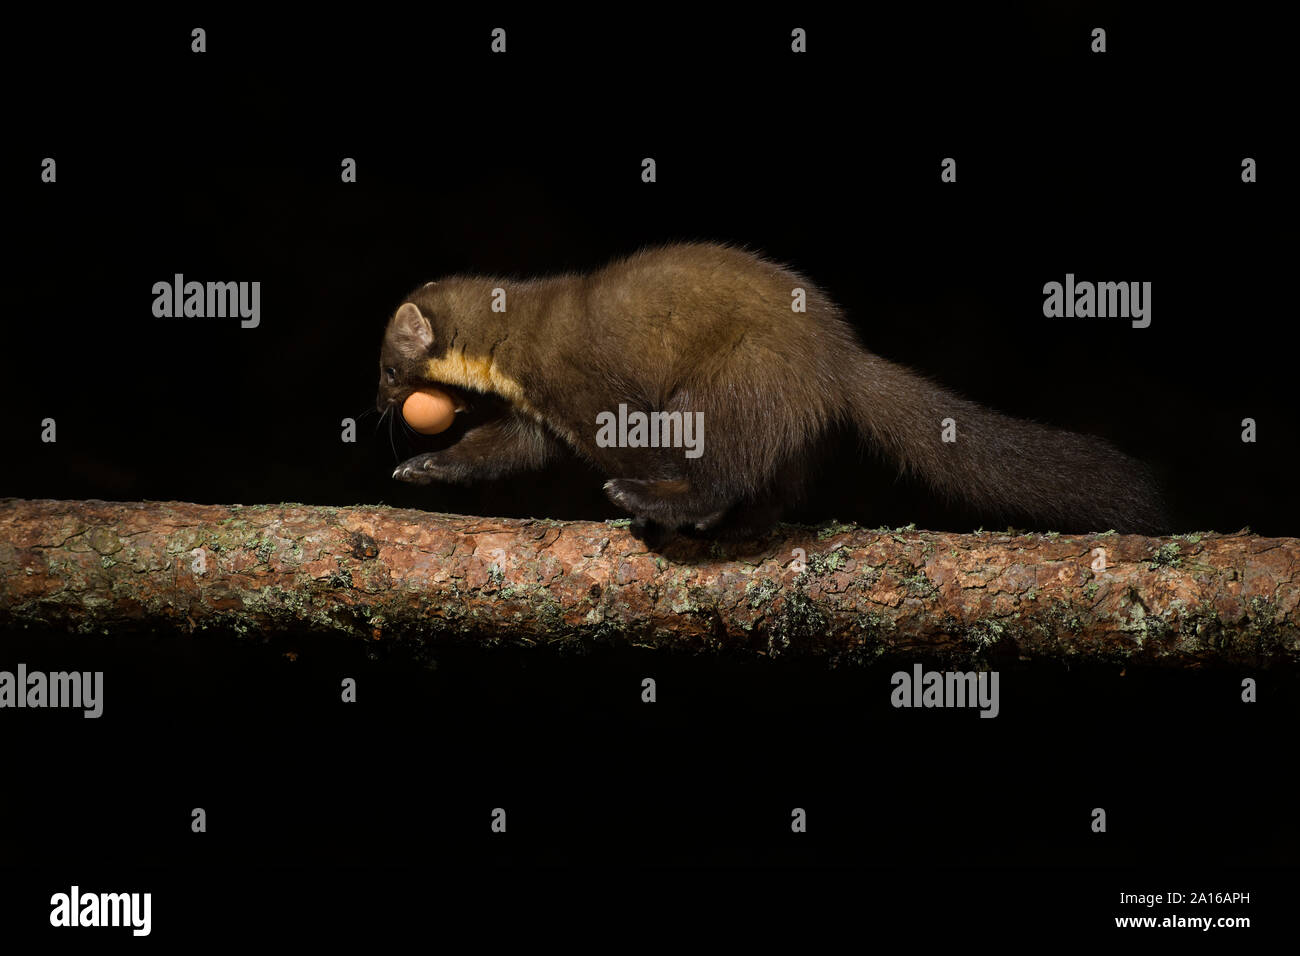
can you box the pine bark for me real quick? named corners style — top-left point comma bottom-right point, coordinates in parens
top-left (1, 498), bottom-right (1296, 667)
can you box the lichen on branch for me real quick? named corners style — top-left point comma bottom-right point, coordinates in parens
top-left (1, 499), bottom-right (1296, 667)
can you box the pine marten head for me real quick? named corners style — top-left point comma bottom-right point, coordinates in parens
top-left (376, 283), bottom-right (528, 438)
top-left (377, 278), bottom-right (534, 410)
top-left (376, 298), bottom-right (445, 415)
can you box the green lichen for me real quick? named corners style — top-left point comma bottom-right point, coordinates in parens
top-left (903, 570), bottom-right (938, 598)
top-left (1246, 596), bottom-right (1284, 648)
top-left (825, 610), bottom-right (898, 667)
top-left (768, 588), bottom-right (829, 656)
top-left (1118, 595), bottom-right (1172, 647)
top-left (487, 564), bottom-right (505, 587)
top-left (1082, 583), bottom-right (1100, 601)
top-left (746, 578), bottom-right (780, 609)
top-left (816, 520), bottom-right (858, 540)
top-left (1029, 600), bottom-right (1085, 637)
top-left (1148, 542), bottom-right (1182, 568)
top-left (858, 610), bottom-right (894, 633)
top-left (807, 547), bottom-right (848, 575)
top-left (536, 595), bottom-right (565, 630)
top-left (966, 618), bottom-right (1008, 652)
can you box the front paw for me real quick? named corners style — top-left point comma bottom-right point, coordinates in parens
top-left (392, 453), bottom-right (462, 485)
top-left (603, 478), bottom-right (634, 509)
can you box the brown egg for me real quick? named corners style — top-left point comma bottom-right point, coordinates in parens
top-left (402, 388), bottom-right (457, 435)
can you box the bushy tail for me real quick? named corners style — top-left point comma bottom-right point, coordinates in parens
top-left (845, 352), bottom-right (1167, 534)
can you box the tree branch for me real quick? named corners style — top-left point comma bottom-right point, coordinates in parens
top-left (1, 498), bottom-right (1296, 667)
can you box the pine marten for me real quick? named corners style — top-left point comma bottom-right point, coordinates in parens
top-left (375, 242), bottom-right (1165, 544)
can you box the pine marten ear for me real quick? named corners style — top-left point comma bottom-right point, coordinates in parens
top-left (389, 302), bottom-right (434, 358)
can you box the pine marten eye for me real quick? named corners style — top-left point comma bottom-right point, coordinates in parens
top-left (384, 367), bottom-right (397, 385)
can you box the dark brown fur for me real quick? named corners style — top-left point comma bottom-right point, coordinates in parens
top-left (376, 242), bottom-right (1166, 544)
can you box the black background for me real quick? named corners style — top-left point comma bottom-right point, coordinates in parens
top-left (2, 6), bottom-right (1295, 945)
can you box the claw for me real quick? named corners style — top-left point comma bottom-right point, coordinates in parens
top-left (603, 480), bottom-right (628, 506)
